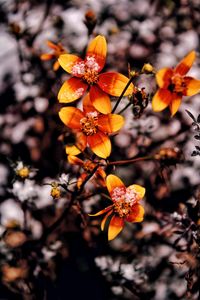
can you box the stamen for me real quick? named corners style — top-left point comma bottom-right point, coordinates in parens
top-left (111, 187), bottom-right (138, 218)
top-left (80, 111), bottom-right (99, 136)
top-left (170, 75), bottom-right (187, 94)
top-left (72, 56), bottom-right (100, 85)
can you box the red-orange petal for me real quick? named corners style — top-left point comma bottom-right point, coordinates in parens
top-left (96, 167), bottom-right (106, 180)
top-left (106, 174), bottom-right (125, 196)
top-left (47, 41), bottom-right (59, 50)
top-left (82, 93), bottom-right (97, 113)
top-left (87, 132), bottom-right (111, 158)
top-left (77, 173), bottom-right (87, 189)
top-left (90, 85), bottom-right (112, 114)
top-left (156, 68), bottom-right (173, 89)
top-left (183, 76), bottom-right (200, 96)
top-left (58, 54), bottom-right (83, 74)
top-left (98, 72), bottom-right (134, 96)
top-left (108, 215), bottom-right (124, 240)
top-left (58, 77), bottom-right (88, 103)
top-left (98, 114), bottom-right (124, 133)
top-left (68, 155), bottom-right (83, 166)
top-left (101, 210), bottom-right (113, 231)
top-left (125, 204), bottom-right (144, 223)
top-left (152, 88), bottom-right (172, 112)
top-left (58, 107), bottom-right (84, 129)
top-left (174, 51), bottom-right (196, 76)
top-left (89, 205), bottom-right (113, 217)
top-left (86, 35), bottom-right (107, 72)
top-left (169, 94), bottom-right (182, 116)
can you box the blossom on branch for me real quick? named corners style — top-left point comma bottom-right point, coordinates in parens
top-left (89, 174), bottom-right (145, 240)
top-left (40, 41), bottom-right (66, 71)
top-left (58, 35), bottom-right (133, 114)
top-left (68, 155), bottom-right (106, 188)
top-left (152, 51), bottom-right (200, 116)
top-left (59, 93), bottom-right (124, 158)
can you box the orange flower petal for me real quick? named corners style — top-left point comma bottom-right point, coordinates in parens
top-left (156, 68), bottom-right (173, 88)
top-left (101, 210), bottom-right (113, 231)
top-left (169, 94), bottom-right (182, 116)
top-left (58, 54), bottom-right (83, 74)
top-left (125, 204), bottom-right (144, 223)
top-left (87, 132), bottom-right (111, 158)
top-left (53, 60), bottom-right (60, 71)
top-left (66, 145), bottom-right (81, 155)
top-left (183, 76), bottom-right (200, 96)
top-left (68, 155), bottom-right (83, 166)
top-left (86, 35), bottom-right (107, 72)
top-left (108, 215), bottom-right (124, 240)
top-left (58, 107), bottom-right (84, 129)
top-left (82, 93), bottom-right (96, 113)
top-left (152, 88), bottom-right (172, 112)
top-left (40, 53), bottom-right (54, 60)
top-left (106, 174), bottom-right (125, 196)
top-left (98, 114), bottom-right (124, 133)
top-left (89, 205), bottom-right (113, 216)
top-left (98, 72), bottom-right (134, 96)
top-left (65, 133), bottom-right (87, 155)
top-left (174, 51), bottom-right (196, 76)
top-left (90, 85), bottom-right (112, 114)
top-left (128, 184), bottom-right (146, 199)
top-left (58, 77), bottom-right (88, 103)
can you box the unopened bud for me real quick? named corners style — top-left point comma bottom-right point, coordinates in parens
top-left (154, 147), bottom-right (184, 165)
top-left (84, 10), bottom-right (97, 35)
top-left (141, 63), bottom-right (155, 74)
top-left (16, 167), bottom-right (30, 178)
top-left (50, 182), bottom-right (61, 199)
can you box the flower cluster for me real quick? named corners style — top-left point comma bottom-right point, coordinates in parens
top-left (49, 34), bottom-right (200, 240)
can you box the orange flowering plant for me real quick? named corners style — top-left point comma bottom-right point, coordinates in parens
top-left (58, 35), bottom-right (133, 114)
top-left (68, 155), bottom-right (106, 188)
top-left (59, 93), bottom-right (124, 158)
top-left (40, 41), bottom-right (66, 71)
top-left (89, 175), bottom-right (145, 240)
top-left (152, 51), bottom-right (200, 116)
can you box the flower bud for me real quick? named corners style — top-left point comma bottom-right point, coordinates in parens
top-left (141, 63), bottom-right (155, 74)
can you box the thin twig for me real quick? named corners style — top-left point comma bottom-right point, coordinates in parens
top-left (108, 156), bottom-right (153, 166)
top-left (112, 75), bottom-right (134, 113)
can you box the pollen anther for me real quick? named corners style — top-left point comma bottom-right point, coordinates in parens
top-left (80, 112), bottom-right (99, 136)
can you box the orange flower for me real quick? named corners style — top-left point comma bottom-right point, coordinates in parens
top-left (68, 155), bottom-right (106, 188)
top-left (152, 51), bottom-right (200, 116)
top-left (59, 93), bottom-right (124, 159)
top-left (58, 35), bottom-right (134, 114)
top-left (89, 174), bottom-right (145, 240)
top-left (40, 41), bottom-right (66, 71)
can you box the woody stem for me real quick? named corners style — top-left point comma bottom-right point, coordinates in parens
top-left (108, 156), bottom-right (153, 166)
top-left (112, 75), bottom-right (134, 113)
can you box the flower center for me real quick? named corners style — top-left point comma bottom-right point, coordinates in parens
top-left (168, 75), bottom-right (187, 94)
top-left (111, 187), bottom-right (138, 218)
top-left (83, 69), bottom-right (99, 85)
top-left (72, 56), bottom-right (100, 85)
top-left (80, 112), bottom-right (99, 136)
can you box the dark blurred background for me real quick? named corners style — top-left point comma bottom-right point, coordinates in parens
top-left (0, 0), bottom-right (200, 299)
